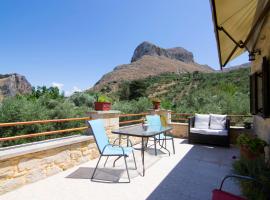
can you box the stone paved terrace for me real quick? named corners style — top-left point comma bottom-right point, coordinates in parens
top-left (0, 139), bottom-right (241, 200)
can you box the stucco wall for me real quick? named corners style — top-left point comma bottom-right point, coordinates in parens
top-left (251, 12), bottom-right (270, 158)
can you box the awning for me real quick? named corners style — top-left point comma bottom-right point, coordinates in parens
top-left (210, 0), bottom-right (270, 69)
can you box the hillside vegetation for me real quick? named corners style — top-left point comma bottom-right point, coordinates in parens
top-left (0, 87), bottom-right (89, 147)
top-left (0, 68), bottom-right (250, 147)
top-left (115, 67), bottom-right (250, 114)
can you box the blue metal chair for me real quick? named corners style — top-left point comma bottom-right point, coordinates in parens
top-left (87, 119), bottom-right (137, 183)
top-left (146, 115), bottom-right (175, 156)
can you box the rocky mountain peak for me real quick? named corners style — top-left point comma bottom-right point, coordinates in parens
top-left (131, 41), bottom-right (194, 63)
top-left (0, 73), bottom-right (32, 101)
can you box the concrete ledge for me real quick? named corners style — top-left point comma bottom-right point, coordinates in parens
top-left (0, 135), bottom-right (98, 195)
top-left (0, 135), bottom-right (94, 161)
top-left (88, 110), bottom-right (121, 114)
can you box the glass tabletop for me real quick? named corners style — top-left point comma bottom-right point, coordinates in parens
top-left (112, 124), bottom-right (172, 137)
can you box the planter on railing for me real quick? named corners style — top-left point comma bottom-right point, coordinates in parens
top-left (94, 102), bottom-right (111, 111)
top-left (152, 101), bottom-right (161, 110)
top-left (94, 95), bottom-right (112, 111)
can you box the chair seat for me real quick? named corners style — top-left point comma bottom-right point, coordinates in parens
top-left (154, 133), bottom-right (173, 140)
top-left (103, 145), bottom-right (133, 156)
top-left (190, 128), bottom-right (228, 136)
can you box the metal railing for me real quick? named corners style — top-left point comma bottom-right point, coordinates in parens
top-left (119, 112), bottom-right (149, 126)
top-left (0, 112), bottom-right (252, 144)
top-left (171, 113), bottom-right (192, 123)
top-left (0, 117), bottom-right (91, 142)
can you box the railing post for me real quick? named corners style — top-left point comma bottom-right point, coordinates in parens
top-left (88, 110), bottom-right (121, 135)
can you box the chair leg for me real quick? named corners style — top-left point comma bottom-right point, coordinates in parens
top-left (91, 155), bottom-right (103, 180)
top-left (154, 138), bottom-right (157, 156)
top-left (123, 156), bottom-right (130, 183)
top-left (113, 156), bottom-right (121, 167)
top-left (172, 138), bottom-right (175, 154)
top-left (160, 139), bottom-right (164, 146)
top-left (145, 138), bottom-right (149, 148)
top-left (104, 156), bottom-right (109, 167)
top-left (132, 150), bottom-right (137, 170)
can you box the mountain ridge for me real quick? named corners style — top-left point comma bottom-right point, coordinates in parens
top-left (0, 73), bottom-right (32, 101)
top-left (91, 41), bottom-right (214, 92)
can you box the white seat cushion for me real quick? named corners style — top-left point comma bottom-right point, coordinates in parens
top-left (190, 128), bottom-right (228, 136)
top-left (194, 114), bottom-right (210, 129)
top-left (210, 114), bottom-right (227, 130)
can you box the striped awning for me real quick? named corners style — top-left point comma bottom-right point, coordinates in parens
top-left (210, 0), bottom-right (270, 69)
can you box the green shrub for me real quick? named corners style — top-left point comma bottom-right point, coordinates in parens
top-left (233, 158), bottom-right (270, 200)
top-left (237, 134), bottom-right (268, 153)
top-left (97, 95), bottom-right (112, 103)
top-left (0, 87), bottom-right (86, 147)
top-left (69, 92), bottom-right (95, 108)
top-left (112, 97), bottom-right (151, 114)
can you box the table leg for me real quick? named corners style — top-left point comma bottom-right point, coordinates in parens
top-left (119, 135), bottom-right (122, 146)
top-left (126, 136), bottom-right (130, 147)
top-left (141, 137), bottom-right (145, 176)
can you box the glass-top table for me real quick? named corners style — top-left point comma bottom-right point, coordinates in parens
top-left (112, 124), bottom-right (173, 176)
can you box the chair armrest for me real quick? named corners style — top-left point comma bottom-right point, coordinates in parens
top-left (101, 144), bottom-right (125, 155)
top-left (113, 136), bottom-right (133, 147)
top-left (219, 174), bottom-right (257, 190)
top-left (111, 144), bottom-right (126, 155)
top-left (101, 144), bottom-right (112, 154)
top-left (113, 138), bottom-right (120, 145)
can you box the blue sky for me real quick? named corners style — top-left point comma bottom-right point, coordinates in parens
top-left (0, 0), bottom-right (248, 95)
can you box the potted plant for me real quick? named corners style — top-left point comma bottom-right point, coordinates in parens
top-left (94, 95), bottom-right (112, 111)
top-left (151, 98), bottom-right (161, 110)
top-left (237, 134), bottom-right (268, 160)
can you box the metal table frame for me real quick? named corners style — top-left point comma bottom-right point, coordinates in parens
top-left (112, 125), bottom-right (173, 176)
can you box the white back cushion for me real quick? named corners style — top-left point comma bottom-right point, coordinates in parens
top-left (210, 114), bottom-right (227, 130)
top-left (194, 114), bottom-right (210, 129)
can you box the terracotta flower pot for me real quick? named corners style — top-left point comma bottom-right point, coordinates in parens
top-left (94, 102), bottom-right (111, 111)
top-left (152, 101), bottom-right (161, 110)
top-left (240, 145), bottom-right (264, 160)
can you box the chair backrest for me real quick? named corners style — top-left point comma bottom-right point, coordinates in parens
top-left (146, 115), bottom-right (162, 127)
top-left (87, 119), bottom-right (109, 153)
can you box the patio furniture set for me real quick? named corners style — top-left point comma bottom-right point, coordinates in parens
top-left (87, 113), bottom-right (231, 183)
top-left (87, 114), bottom-right (254, 199)
top-left (87, 114), bottom-right (175, 183)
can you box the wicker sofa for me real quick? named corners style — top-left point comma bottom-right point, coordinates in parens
top-left (188, 114), bottom-right (230, 147)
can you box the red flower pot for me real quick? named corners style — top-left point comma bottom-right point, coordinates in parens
top-left (94, 102), bottom-right (111, 111)
top-left (153, 101), bottom-right (161, 110)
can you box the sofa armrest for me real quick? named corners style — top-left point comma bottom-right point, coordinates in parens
top-left (188, 116), bottom-right (195, 129)
top-left (226, 118), bottom-right (230, 130)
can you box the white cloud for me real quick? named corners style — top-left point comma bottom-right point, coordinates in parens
top-left (65, 86), bottom-right (82, 97)
top-left (52, 82), bottom-right (64, 90)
